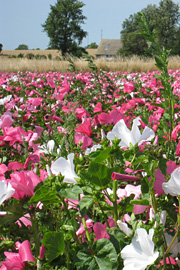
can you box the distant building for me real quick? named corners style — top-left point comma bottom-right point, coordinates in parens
top-left (95, 39), bottom-right (122, 58)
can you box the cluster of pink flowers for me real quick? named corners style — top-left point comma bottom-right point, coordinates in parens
top-left (0, 69), bottom-right (180, 269)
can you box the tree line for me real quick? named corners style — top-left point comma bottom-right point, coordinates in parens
top-left (42, 0), bottom-right (180, 57)
top-left (119, 0), bottom-right (180, 57)
top-left (1, 0), bottom-right (180, 57)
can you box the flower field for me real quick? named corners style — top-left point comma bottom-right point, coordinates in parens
top-left (0, 64), bottom-right (180, 270)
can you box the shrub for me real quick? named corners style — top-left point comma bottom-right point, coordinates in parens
top-left (26, 53), bottom-right (34, 59)
top-left (48, 53), bottom-right (52, 60)
top-left (17, 53), bottom-right (24, 59)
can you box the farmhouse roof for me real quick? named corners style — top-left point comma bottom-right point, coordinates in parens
top-left (95, 39), bottom-right (122, 57)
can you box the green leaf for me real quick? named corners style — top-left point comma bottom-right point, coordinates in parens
top-left (155, 56), bottom-right (164, 70)
top-left (59, 185), bottom-right (83, 200)
top-left (159, 158), bottom-right (167, 176)
top-left (131, 199), bottom-right (150, 206)
top-left (88, 162), bottom-right (112, 187)
top-left (92, 148), bottom-right (112, 163)
top-left (79, 195), bottom-right (94, 217)
top-left (29, 185), bottom-right (59, 205)
top-left (1, 202), bottom-right (28, 225)
top-left (42, 231), bottom-right (64, 262)
top-left (76, 239), bottom-right (118, 270)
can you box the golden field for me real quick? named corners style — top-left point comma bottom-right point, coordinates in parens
top-left (1, 50), bottom-right (180, 73)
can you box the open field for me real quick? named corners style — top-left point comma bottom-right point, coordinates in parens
top-left (1, 50), bottom-right (180, 73)
top-left (1, 49), bottom-right (97, 58)
top-left (0, 68), bottom-right (180, 269)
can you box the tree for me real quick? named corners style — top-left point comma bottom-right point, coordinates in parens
top-left (0, 44), bottom-right (2, 53)
top-left (15, 44), bottom-right (29, 50)
top-left (119, 4), bottom-right (158, 57)
top-left (155, 0), bottom-right (180, 54)
top-left (120, 0), bottom-right (180, 56)
top-left (88, 42), bottom-right (98, 49)
top-left (117, 32), bottom-right (149, 57)
top-left (42, 0), bottom-right (87, 56)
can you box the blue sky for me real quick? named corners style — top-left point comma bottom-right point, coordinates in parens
top-left (0, 0), bottom-right (178, 50)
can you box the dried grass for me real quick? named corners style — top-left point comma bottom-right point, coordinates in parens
top-left (1, 51), bottom-right (180, 73)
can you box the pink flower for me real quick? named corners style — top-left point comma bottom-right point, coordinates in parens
top-left (16, 214), bottom-right (32, 228)
top-left (76, 219), bottom-right (94, 242)
top-left (0, 112), bottom-right (14, 128)
top-left (9, 170), bottom-right (42, 200)
top-left (75, 118), bottom-right (92, 137)
top-left (93, 218), bottom-right (115, 241)
top-left (3, 127), bottom-right (27, 146)
top-left (0, 240), bottom-right (35, 270)
top-left (123, 82), bottom-right (135, 93)
top-left (111, 172), bottom-right (140, 182)
top-left (176, 140), bottom-right (180, 155)
top-left (8, 162), bottom-right (24, 171)
top-left (39, 245), bottom-right (45, 260)
top-left (74, 134), bottom-right (93, 151)
top-left (75, 108), bottom-right (91, 119)
top-left (97, 113), bottom-right (112, 124)
top-left (171, 124), bottom-right (180, 140)
top-left (93, 102), bottom-right (102, 113)
top-left (157, 257), bottom-right (177, 267)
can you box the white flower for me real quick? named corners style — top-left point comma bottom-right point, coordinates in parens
top-left (85, 144), bottom-right (102, 155)
top-left (121, 228), bottom-right (159, 270)
top-left (117, 220), bottom-right (132, 236)
top-left (39, 140), bottom-right (55, 154)
top-left (164, 233), bottom-right (180, 257)
top-left (39, 140), bottom-right (61, 155)
top-left (0, 181), bottom-right (15, 205)
top-left (162, 167), bottom-right (180, 196)
top-left (107, 117), bottom-right (155, 148)
top-left (0, 95), bottom-right (12, 105)
top-left (51, 153), bottom-right (79, 184)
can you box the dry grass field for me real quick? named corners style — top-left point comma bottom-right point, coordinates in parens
top-left (1, 49), bottom-right (180, 73)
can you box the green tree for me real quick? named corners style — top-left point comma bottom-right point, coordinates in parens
top-left (88, 42), bottom-right (98, 49)
top-left (155, 0), bottom-right (180, 54)
top-left (119, 4), bottom-right (158, 57)
top-left (120, 0), bottom-right (180, 56)
top-left (42, 0), bottom-right (87, 56)
top-left (0, 43), bottom-right (2, 53)
top-left (117, 32), bottom-right (149, 57)
top-left (15, 44), bottom-right (29, 50)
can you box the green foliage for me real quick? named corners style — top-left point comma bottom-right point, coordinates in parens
top-left (120, 0), bottom-right (180, 56)
top-left (0, 43), bottom-right (3, 53)
top-left (35, 54), bottom-right (47, 60)
top-left (15, 44), bottom-right (29, 50)
top-left (88, 42), bottom-right (98, 49)
top-left (48, 53), bottom-right (52, 60)
top-left (42, 0), bottom-right (87, 56)
top-left (17, 53), bottom-right (24, 58)
top-left (75, 239), bottom-right (118, 270)
top-left (42, 232), bottom-right (65, 262)
top-left (82, 54), bottom-right (98, 73)
top-left (118, 32), bottom-right (149, 57)
top-left (26, 53), bottom-right (35, 59)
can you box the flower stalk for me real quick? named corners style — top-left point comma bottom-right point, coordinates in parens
top-left (113, 180), bottom-right (118, 226)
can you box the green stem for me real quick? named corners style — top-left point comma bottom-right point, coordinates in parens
top-left (161, 244), bottom-right (167, 270)
top-left (82, 217), bottom-right (92, 246)
top-left (113, 180), bottom-right (118, 226)
top-left (31, 212), bottom-right (40, 259)
top-left (65, 243), bottom-right (71, 270)
top-left (165, 228), bottom-right (179, 255)
top-left (151, 189), bottom-right (157, 214)
top-left (97, 200), bottom-right (110, 228)
top-left (60, 197), bottom-right (79, 244)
